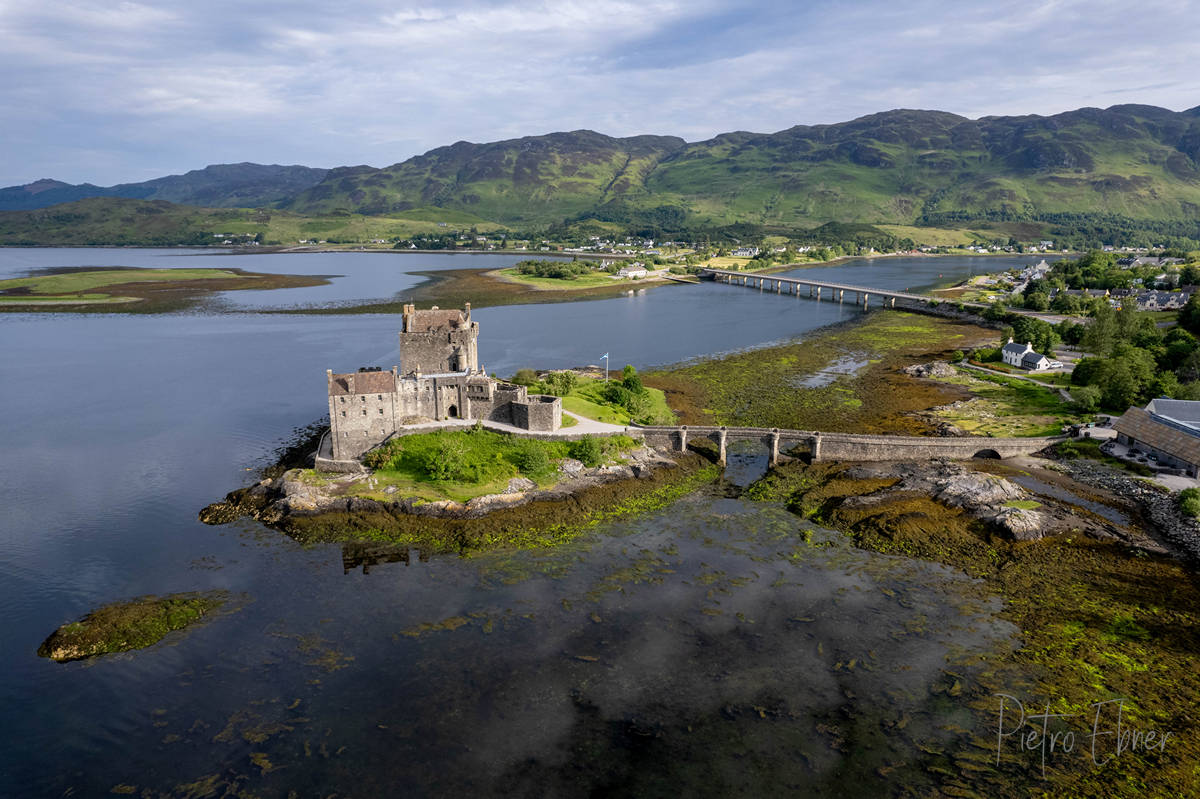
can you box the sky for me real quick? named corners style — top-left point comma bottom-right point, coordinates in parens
top-left (1, 0), bottom-right (1198, 186)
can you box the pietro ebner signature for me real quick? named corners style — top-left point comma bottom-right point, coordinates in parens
top-left (994, 694), bottom-right (1171, 777)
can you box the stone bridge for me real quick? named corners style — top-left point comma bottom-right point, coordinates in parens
top-left (700, 267), bottom-right (986, 310)
top-left (637, 425), bottom-right (1061, 465)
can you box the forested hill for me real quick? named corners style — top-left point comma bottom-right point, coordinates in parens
top-left (0, 163), bottom-right (329, 211)
top-left (283, 105), bottom-right (1200, 228)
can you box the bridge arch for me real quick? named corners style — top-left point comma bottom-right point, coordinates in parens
top-left (972, 448), bottom-right (1001, 459)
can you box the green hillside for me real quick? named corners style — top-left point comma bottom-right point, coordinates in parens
top-left (6, 105), bottom-right (1200, 246)
top-left (0, 163), bottom-right (329, 211)
top-left (284, 131), bottom-right (687, 222)
top-left (285, 105), bottom-right (1200, 229)
top-left (0, 197), bottom-right (503, 246)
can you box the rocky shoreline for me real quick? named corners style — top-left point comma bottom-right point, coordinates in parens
top-left (1053, 457), bottom-right (1200, 564)
top-left (201, 444), bottom-right (683, 528)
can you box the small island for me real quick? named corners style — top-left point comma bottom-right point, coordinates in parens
top-left (38, 592), bottom-right (229, 662)
top-left (202, 303), bottom-right (708, 551)
top-left (0, 266), bottom-right (327, 312)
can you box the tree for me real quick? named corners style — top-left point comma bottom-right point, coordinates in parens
top-left (1179, 294), bottom-right (1200, 337)
top-left (1070, 384), bottom-right (1102, 413)
top-left (546, 370), bottom-right (578, 396)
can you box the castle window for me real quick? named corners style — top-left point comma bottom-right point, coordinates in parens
top-left (361, 396), bottom-right (366, 402)
top-left (378, 394), bottom-right (383, 400)
top-left (340, 411), bottom-right (346, 417)
top-left (362, 409), bottom-right (367, 415)
top-left (378, 408), bottom-right (384, 414)
top-left (340, 397), bottom-right (345, 403)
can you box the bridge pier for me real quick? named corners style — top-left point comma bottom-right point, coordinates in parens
top-left (776, 280), bottom-right (781, 294)
top-left (838, 289), bottom-right (844, 303)
top-left (811, 433), bottom-right (821, 461)
top-left (809, 285), bottom-right (814, 298)
top-left (815, 286), bottom-right (821, 301)
top-left (717, 427), bottom-right (727, 466)
top-left (677, 426), bottom-right (688, 453)
top-left (768, 429), bottom-right (780, 466)
top-left (862, 292), bottom-right (870, 309)
top-left (890, 297), bottom-right (896, 308)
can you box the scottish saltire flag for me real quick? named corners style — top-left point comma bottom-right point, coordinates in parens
top-left (601, 353), bottom-right (609, 359)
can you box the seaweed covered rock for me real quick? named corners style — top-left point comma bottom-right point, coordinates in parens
top-left (38, 591), bottom-right (230, 662)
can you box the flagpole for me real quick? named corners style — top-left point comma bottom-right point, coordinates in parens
top-left (602, 353), bottom-right (609, 382)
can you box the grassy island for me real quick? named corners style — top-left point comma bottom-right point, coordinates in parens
top-left (38, 592), bottom-right (229, 662)
top-left (0, 267), bottom-right (327, 312)
top-left (495, 258), bottom-right (622, 290)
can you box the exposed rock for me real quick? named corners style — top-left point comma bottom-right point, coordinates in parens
top-left (842, 459), bottom-right (1055, 539)
top-left (505, 476), bottom-right (537, 494)
top-left (557, 458), bottom-right (586, 477)
top-left (902, 361), bottom-right (957, 378)
top-left (202, 446), bottom-right (684, 526)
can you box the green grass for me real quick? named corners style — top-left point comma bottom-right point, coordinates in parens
top-left (932, 367), bottom-right (1077, 436)
top-left (561, 376), bottom-right (676, 425)
top-left (0, 268), bottom-right (244, 295)
top-left (1002, 499), bottom-right (1042, 509)
top-left (495, 268), bottom-right (620, 290)
top-left (350, 428), bottom-right (640, 503)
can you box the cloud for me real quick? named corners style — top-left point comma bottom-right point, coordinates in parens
top-left (0, 0), bottom-right (1197, 186)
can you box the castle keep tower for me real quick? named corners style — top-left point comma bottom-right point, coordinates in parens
top-left (322, 303), bottom-right (561, 466)
top-left (398, 303), bottom-right (479, 374)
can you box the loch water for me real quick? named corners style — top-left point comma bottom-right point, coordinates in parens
top-left (0, 250), bottom-right (1042, 796)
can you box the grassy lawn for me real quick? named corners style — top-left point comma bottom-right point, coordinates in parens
top-left (494, 268), bottom-right (620, 290)
top-left (701, 256), bottom-right (753, 271)
top-left (560, 376), bottom-right (676, 425)
top-left (931, 367), bottom-right (1078, 436)
top-left (318, 428), bottom-right (641, 503)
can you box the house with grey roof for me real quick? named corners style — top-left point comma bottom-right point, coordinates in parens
top-left (1113, 399), bottom-right (1200, 477)
top-left (1000, 338), bottom-right (1052, 371)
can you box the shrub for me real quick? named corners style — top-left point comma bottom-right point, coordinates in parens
top-left (512, 439), bottom-right (551, 477)
top-left (1180, 488), bottom-right (1200, 518)
top-left (950, 350), bottom-right (965, 363)
top-left (570, 436), bottom-right (605, 468)
top-left (511, 368), bottom-right (538, 386)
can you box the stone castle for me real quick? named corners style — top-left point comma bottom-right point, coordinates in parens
top-left (326, 303), bottom-right (561, 460)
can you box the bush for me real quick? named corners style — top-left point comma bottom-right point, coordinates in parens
top-left (973, 347), bottom-right (1001, 363)
top-left (950, 350), bottom-right (965, 363)
top-left (512, 440), bottom-right (551, 477)
top-left (511, 368), bottom-right (538, 386)
top-left (420, 437), bottom-right (476, 481)
top-left (570, 436), bottom-right (604, 468)
top-left (1180, 487), bottom-right (1200, 518)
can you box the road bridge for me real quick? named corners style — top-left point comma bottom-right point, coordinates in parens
top-left (636, 424), bottom-right (1060, 465)
top-left (700, 267), bottom-right (986, 310)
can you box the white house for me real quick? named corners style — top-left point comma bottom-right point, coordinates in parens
top-left (1001, 338), bottom-right (1052, 371)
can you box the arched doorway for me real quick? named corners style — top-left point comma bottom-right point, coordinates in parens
top-left (448, 404), bottom-right (459, 418)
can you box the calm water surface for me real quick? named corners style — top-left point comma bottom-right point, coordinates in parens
top-left (0, 249), bottom-right (1034, 796)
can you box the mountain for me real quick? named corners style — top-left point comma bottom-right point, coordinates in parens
top-left (283, 105), bottom-right (1200, 227)
top-left (0, 163), bottom-right (329, 211)
top-left (283, 131), bottom-right (687, 222)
